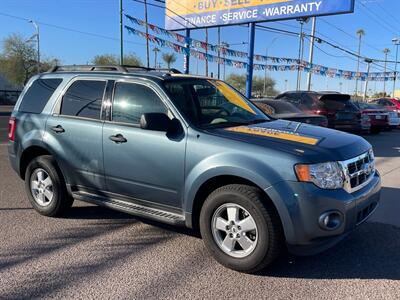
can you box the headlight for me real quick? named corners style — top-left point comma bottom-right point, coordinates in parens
top-left (295, 162), bottom-right (344, 189)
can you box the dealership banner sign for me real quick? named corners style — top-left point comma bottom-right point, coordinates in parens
top-left (125, 25), bottom-right (396, 81)
top-left (165, 0), bottom-right (355, 30)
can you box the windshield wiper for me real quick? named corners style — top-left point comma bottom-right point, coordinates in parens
top-left (202, 121), bottom-right (249, 129)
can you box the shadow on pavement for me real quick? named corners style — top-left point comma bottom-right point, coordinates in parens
top-left (261, 213), bottom-right (400, 280)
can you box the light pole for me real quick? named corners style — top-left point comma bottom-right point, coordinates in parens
top-left (392, 38), bottom-right (400, 97)
top-left (263, 37), bottom-right (278, 96)
top-left (363, 58), bottom-right (373, 102)
top-left (383, 48), bottom-right (390, 96)
top-left (355, 29), bottom-right (365, 96)
top-left (29, 20), bottom-right (40, 74)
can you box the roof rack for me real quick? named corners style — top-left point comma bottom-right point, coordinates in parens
top-left (47, 65), bottom-right (182, 74)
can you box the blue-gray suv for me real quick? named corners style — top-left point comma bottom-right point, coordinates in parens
top-left (8, 65), bottom-right (381, 273)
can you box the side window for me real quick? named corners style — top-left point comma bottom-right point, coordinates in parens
top-left (112, 82), bottom-right (166, 124)
top-left (19, 78), bottom-right (62, 114)
top-left (60, 80), bottom-right (106, 119)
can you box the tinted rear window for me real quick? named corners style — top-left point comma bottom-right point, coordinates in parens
top-left (19, 79), bottom-right (62, 114)
top-left (60, 80), bottom-right (106, 120)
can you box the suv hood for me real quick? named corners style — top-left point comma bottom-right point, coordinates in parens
top-left (210, 119), bottom-right (371, 162)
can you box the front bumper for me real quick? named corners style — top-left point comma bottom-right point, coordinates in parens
top-left (265, 171), bottom-right (381, 256)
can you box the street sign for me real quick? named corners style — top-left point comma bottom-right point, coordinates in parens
top-left (165, 0), bottom-right (355, 30)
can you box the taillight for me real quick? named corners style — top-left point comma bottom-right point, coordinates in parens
top-left (8, 117), bottom-right (16, 141)
top-left (313, 109), bottom-right (328, 115)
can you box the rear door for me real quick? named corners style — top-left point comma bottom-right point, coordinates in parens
top-left (45, 78), bottom-right (107, 190)
top-left (102, 80), bottom-right (186, 208)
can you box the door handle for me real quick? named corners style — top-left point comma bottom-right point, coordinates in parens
top-left (109, 134), bottom-right (127, 144)
top-left (51, 125), bottom-right (65, 133)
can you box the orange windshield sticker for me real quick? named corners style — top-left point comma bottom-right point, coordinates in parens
top-left (226, 126), bottom-right (320, 146)
top-left (209, 80), bottom-right (256, 114)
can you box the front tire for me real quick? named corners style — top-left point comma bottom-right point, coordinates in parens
top-left (25, 155), bottom-right (73, 217)
top-left (199, 184), bottom-right (283, 273)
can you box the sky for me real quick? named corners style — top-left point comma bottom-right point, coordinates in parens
top-left (1, 0), bottom-right (400, 94)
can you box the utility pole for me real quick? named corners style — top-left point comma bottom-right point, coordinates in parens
top-left (306, 17), bottom-right (316, 91)
top-left (152, 47), bottom-right (160, 68)
top-left (263, 37), bottom-right (277, 96)
top-left (119, 0), bottom-right (124, 65)
top-left (392, 38), bottom-right (400, 97)
top-left (383, 48), bottom-right (390, 96)
top-left (205, 28), bottom-right (209, 76)
top-left (296, 18), bottom-right (308, 91)
top-left (217, 27), bottom-right (221, 79)
top-left (363, 58), bottom-right (373, 101)
top-left (144, 0), bottom-right (150, 68)
top-left (355, 29), bottom-right (365, 96)
top-left (29, 20), bottom-right (40, 74)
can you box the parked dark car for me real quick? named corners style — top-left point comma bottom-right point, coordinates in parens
top-left (352, 101), bottom-right (388, 134)
top-left (275, 91), bottom-right (365, 132)
top-left (252, 98), bottom-right (328, 127)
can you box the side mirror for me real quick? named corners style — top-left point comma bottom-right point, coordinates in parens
top-left (140, 113), bottom-right (172, 131)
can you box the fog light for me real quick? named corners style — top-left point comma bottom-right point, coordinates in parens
top-left (318, 211), bottom-right (343, 231)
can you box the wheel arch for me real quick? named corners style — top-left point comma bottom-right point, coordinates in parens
top-left (19, 145), bottom-right (67, 186)
top-left (188, 175), bottom-right (285, 239)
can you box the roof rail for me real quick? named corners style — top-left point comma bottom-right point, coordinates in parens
top-left (48, 65), bottom-right (129, 73)
top-left (122, 65), bottom-right (182, 74)
top-left (47, 65), bottom-right (182, 74)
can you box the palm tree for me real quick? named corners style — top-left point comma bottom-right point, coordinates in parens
top-left (383, 48), bottom-right (391, 95)
top-left (162, 53), bottom-right (177, 69)
top-left (355, 29), bottom-right (365, 96)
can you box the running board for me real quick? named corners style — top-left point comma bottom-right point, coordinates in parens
top-left (73, 191), bottom-right (185, 225)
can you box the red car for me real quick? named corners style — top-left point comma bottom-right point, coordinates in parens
top-left (371, 98), bottom-right (400, 113)
top-left (353, 102), bottom-right (388, 134)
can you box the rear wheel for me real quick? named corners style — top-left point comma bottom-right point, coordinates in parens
top-left (199, 184), bottom-right (283, 273)
top-left (25, 155), bottom-right (73, 217)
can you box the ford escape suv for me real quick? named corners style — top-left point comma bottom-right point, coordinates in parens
top-left (8, 65), bottom-right (381, 273)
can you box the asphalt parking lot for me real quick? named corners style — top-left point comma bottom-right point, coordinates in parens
top-left (0, 115), bottom-right (399, 299)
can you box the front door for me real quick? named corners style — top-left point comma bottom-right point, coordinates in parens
top-left (102, 81), bottom-right (186, 209)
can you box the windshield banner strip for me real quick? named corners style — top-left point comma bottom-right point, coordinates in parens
top-left (207, 80), bottom-right (256, 114)
top-left (225, 126), bottom-right (320, 145)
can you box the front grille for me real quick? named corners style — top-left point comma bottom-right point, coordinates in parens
top-left (357, 202), bottom-right (378, 224)
top-left (340, 150), bottom-right (375, 193)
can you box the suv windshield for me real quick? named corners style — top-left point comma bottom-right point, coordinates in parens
top-left (163, 79), bottom-right (269, 128)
